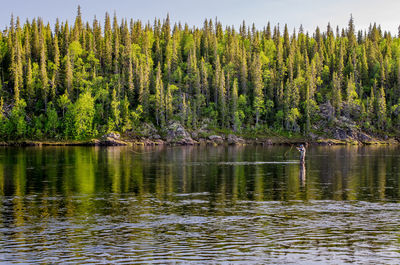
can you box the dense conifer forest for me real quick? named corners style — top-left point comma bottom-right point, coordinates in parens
top-left (0, 7), bottom-right (399, 140)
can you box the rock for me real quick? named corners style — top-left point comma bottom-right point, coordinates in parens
top-left (91, 139), bottom-right (100, 145)
top-left (200, 119), bottom-right (211, 130)
top-left (319, 102), bottom-right (335, 121)
top-left (191, 129), bottom-right (210, 140)
top-left (166, 121), bottom-right (195, 145)
top-left (333, 128), bottom-right (351, 140)
top-left (308, 133), bottom-right (319, 141)
top-left (98, 132), bottom-right (127, 145)
top-left (153, 139), bottom-right (164, 145)
top-left (332, 126), bottom-right (378, 144)
top-left (357, 132), bottom-right (372, 142)
top-left (102, 132), bottom-right (120, 140)
top-left (139, 123), bottom-right (158, 137)
top-left (176, 137), bottom-right (197, 145)
top-left (151, 134), bottom-right (161, 140)
top-left (191, 131), bottom-right (199, 139)
top-left (208, 135), bottom-right (224, 145)
top-left (227, 134), bottom-right (245, 145)
top-left (98, 137), bottom-right (127, 146)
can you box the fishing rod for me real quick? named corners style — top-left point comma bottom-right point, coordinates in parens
top-left (283, 144), bottom-right (294, 159)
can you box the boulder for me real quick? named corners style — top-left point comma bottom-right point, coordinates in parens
top-left (357, 132), bottom-right (372, 142)
top-left (208, 135), bottom-right (224, 145)
top-left (98, 132), bottom-right (127, 145)
top-left (191, 129), bottom-right (210, 140)
top-left (227, 134), bottom-right (245, 145)
top-left (102, 132), bottom-right (120, 140)
top-left (308, 133), bottom-right (320, 141)
top-left (151, 134), bottom-right (161, 140)
top-left (332, 126), bottom-right (376, 143)
top-left (175, 137), bottom-right (197, 145)
top-left (333, 128), bottom-right (351, 141)
top-left (98, 137), bottom-right (127, 146)
top-left (166, 121), bottom-right (195, 145)
top-left (139, 123), bottom-right (158, 137)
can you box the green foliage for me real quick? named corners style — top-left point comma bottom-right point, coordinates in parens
top-left (0, 12), bottom-right (398, 140)
top-left (6, 99), bottom-right (27, 139)
top-left (0, 98), bottom-right (6, 139)
top-left (45, 102), bottom-right (59, 137)
top-left (69, 41), bottom-right (83, 59)
top-left (70, 92), bottom-right (96, 139)
top-left (108, 88), bottom-right (120, 132)
top-left (131, 105), bottom-right (143, 128)
top-left (286, 108), bottom-right (301, 132)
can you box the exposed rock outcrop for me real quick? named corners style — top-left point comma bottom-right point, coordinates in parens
top-left (103, 132), bottom-right (120, 140)
top-left (227, 134), bottom-right (245, 145)
top-left (98, 132), bottom-right (127, 146)
top-left (208, 135), bottom-right (224, 145)
top-left (139, 123), bottom-right (158, 138)
top-left (166, 121), bottom-right (196, 145)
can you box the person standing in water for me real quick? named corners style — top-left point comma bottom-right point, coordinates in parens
top-left (297, 144), bottom-right (306, 163)
top-left (297, 144), bottom-right (306, 185)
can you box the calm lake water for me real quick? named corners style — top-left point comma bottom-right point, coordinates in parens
top-left (0, 145), bottom-right (399, 264)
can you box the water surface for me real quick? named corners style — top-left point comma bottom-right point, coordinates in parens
top-left (0, 145), bottom-right (399, 264)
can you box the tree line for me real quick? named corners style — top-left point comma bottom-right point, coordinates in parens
top-left (0, 7), bottom-right (399, 140)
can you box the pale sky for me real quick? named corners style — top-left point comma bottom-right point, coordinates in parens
top-left (1, 0), bottom-right (400, 34)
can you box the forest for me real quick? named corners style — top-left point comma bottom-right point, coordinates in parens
top-left (0, 7), bottom-right (399, 140)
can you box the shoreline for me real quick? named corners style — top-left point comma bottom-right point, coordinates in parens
top-left (0, 136), bottom-right (398, 147)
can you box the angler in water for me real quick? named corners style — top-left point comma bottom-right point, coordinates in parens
top-left (297, 144), bottom-right (306, 185)
top-left (296, 144), bottom-right (306, 163)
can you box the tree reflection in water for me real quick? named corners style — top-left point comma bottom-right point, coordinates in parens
top-left (0, 145), bottom-right (399, 263)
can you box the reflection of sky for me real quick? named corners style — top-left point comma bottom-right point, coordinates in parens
top-left (1, 0), bottom-right (400, 34)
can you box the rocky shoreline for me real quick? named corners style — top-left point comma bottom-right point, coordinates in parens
top-left (0, 121), bottom-right (398, 147)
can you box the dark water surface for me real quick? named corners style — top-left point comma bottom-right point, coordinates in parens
top-left (0, 145), bottom-right (399, 264)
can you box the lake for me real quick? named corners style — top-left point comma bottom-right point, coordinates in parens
top-left (0, 145), bottom-right (399, 264)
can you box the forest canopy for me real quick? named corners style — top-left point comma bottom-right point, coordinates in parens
top-left (0, 7), bottom-right (399, 140)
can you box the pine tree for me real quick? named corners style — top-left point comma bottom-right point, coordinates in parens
top-left (112, 13), bottom-right (120, 75)
top-left (230, 78), bottom-right (239, 130)
top-left (53, 34), bottom-right (60, 87)
top-left (127, 57), bottom-right (134, 99)
top-left (109, 88), bottom-right (120, 131)
top-left (332, 72), bottom-right (342, 116)
top-left (213, 56), bottom-right (221, 104)
top-left (218, 69), bottom-right (226, 126)
top-left (346, 73), bottom-right (358, 105)
top-left (155, 63), bottom-right (165, 126)
top-left (26, 59), bottom-right (34, 100)
top-left (165, 84), bottom-right (173, 121)
top-left (377, 86), bottom-right (387, 129)
top-left (200, 58), bottom-right (209, 103)
top-left (239, 47), bottom-right (247, 95)
top-left (65, 50), bottom-right (73, 97)
top-left (104, 12), bottom-right (112, 72)
top-left (304, 82), bottom-right (311, 133)
top-left (367, 84), bottom-right (376, 124)
top-left (39, 34), bottom-right (48, 107)
top-left (252, 54), bottom-right (264, 126)
top-left (121, 95), bottom-right (131, 132)
top-left (13, 43), bottom-right (22, 102)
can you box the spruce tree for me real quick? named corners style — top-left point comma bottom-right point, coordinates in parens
top-left (155, 63), bottom-right (165, 126)
top-left (252, 54), bottom-right (264, 126)
top-left (332, 72), bottom-right (342, 116)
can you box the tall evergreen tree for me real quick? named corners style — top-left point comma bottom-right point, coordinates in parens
top-left (155, 63), bottom-right (165, 126)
